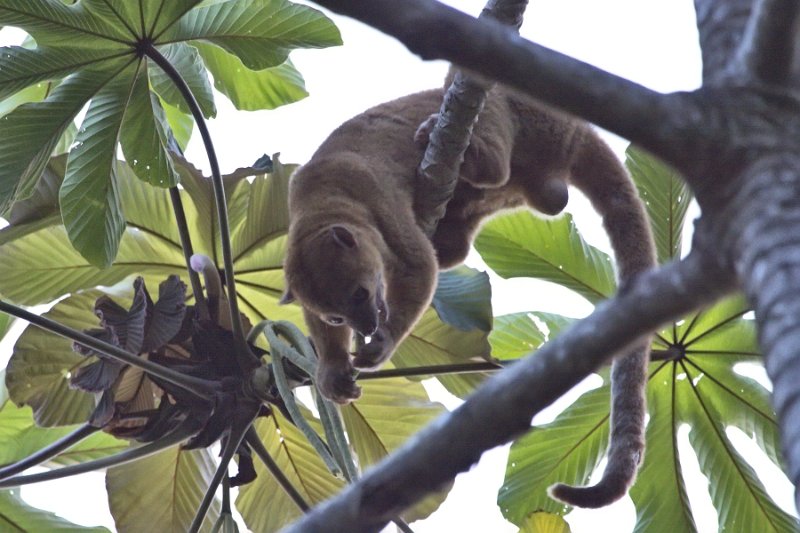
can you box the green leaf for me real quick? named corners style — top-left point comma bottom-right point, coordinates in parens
top-left (686, 384), bottom-right (798, 532)
top-left (499, 386), bottom-right (611, 522)
top-left (626, 145), bottom-right (692, 263)
top-left (0, 82), bottom-right (50, 118)
top-left (110, 0), bottom-right (204, 38)
top-left (0, 489), bottom-right (109, 532)
top-left (0, 62), bottom-right (129, 213)
top-left (163, 0), bottom-right (342, 70)
top-left (120, 62), bottom-right (180, 187)
top-left (5, 291), bottom-right (102, 426)
top-left (629, 364), bottom-right (697, 533)
top-left (59, 62), bottom-right (139, 267)
top-left (195, 43), bottom-right (308, 111)
top-left (431, 266), bottom-right (492, 332)
top-left (518, 512), bottom-right (571, 533)
top-left (161, 98), bottom-right (194, 150)
top-left (236, 411), bottom-right (344, 532)
top-left (342, 378), bottom-right (451, 522)
top-left (475, 212), bottom-right (615, 304)
top-left (0, 396), bottom-right (127, 467)
top-left (106, 446), bottom-right (221, 532)
top-left (489, 312), bottom-right (576, 361)
top-left (0, 46), bottom-right (124, 101)
top-left (149, 43), bottom-right (216, 119)
top-left (0, 1), bottom-right (132, 49)
top-left (393, 307), bottom-right (492, 399)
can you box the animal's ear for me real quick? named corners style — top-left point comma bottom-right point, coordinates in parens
top-left (279, 288), bottom-right (295, 305)
top-left (330, 225), bottom-right (357, 248)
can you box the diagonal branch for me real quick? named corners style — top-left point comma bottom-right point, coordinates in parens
top-left (310, 0), bottom-right (684, 166)
top-left (0, 424), bottom-right (98, 480)
top-left (736, 0), bottom-right (800, 85)
top-left (284, 250), bottom-right (737, 532)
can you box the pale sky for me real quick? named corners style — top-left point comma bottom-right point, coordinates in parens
top-left (6, 2), bottom-right (789, 532)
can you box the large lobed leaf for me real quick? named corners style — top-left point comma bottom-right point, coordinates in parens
top-left (106, 446), bottom-right (221, 533)
top-left (236, 410), bottom-right (345, 532)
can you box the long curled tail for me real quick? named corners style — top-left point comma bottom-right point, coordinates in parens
top-left (549, 130), bottom-right (657, 508)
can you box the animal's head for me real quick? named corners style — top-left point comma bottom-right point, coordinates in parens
top-left (282, 224), bottom-right (388, 336)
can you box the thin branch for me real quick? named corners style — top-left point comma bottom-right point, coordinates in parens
top-left (169, 187), bottom-right (208, 319)
top-left (144, 44), bottom-right (257, 373)
top-left (309, 0), bottom-right (684, 166)
top-left (246, 428), bottom-right (311, 512)
top-left (0, 420), bottom-right (197, 488)
top-left (188, 410), bottom-right (257, 533)
top-left (283, 250), bottom-right (737, 532)
top-left (357, 361), bottom-right (506, 380)
top-left (0, 300), bottom-right (218, 398)
top-left (736, 0), bottom-right (800, 84)
top-left (0, 424), bottom-right (98, 480)
top-left (415, 0), bottom-right (528, 236)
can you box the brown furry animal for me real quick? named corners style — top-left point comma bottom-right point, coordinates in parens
top-left (281, 87), bottom-right (656, 508)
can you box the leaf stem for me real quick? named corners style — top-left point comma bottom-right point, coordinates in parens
top-left (188, 411), bottom-right (256, 533)
top-left (357, 361), bottom-right (507, 381)
top-left (0, 300), bottom-right (218, 398)
top-left (0, 420), bottom-right (197, 488)
top-left (144, 44), bottom-right (256, 372)
top-left (245, 428), bottom-right (310, 511)
top-left (0, 424), bottom-right (99, 480)
top-left (169, 187), bottom-right (208, 318)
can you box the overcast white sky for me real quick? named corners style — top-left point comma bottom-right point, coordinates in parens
top-left (7, 1), bottom-right (788, 532)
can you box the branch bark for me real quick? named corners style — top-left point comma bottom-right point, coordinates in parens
top-left (737, 0), bottom-right (800, 84)
top-left (284, 250), bottom-right (736, 532)
top-left (693, 0), bottom-right (754, 81)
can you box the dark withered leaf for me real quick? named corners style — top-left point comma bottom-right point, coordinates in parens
top-left (142, 275), bottom-right (187, 352)
top-left (72, 327), bottom-right (117, 357)
top-left (191, 323), bottom-right (240, 377)
top-left (88, 390), bottom-right (115, 427)
top-left (93, 277), bottom-right (147, 353)
top-left (70, 359), bottom-right (124, 392)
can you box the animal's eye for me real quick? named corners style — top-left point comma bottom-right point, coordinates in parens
top-left (352, 286), bottom-right (369, 303)
top-left (325, 316), bottom-right (344, 326)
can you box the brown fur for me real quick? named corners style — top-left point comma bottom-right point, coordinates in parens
top-left (282, 86), bottom-right (656, 508)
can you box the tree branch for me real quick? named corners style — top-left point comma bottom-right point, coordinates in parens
top-left (736, 0), bottom-right (800, 85)
top-left (310, 0), bottom-right (686, 166)
top-left (415, 0), bottom-right (528, 236)
top-left (284, 251), bottom-right (737, 532)
top-left (693, 0), bottom-right (754, 81)
top-left (0, 424), bottom-right (98, 480)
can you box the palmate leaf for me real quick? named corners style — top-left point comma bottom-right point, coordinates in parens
top-left (475, 212), bottom-right (616, 304)
top-left (162, 0), bottom-right (342, 71)
top-left (195, 42), bottom-right (308, 111)
top-left (0, 376), bottom-right (127, 467)
top-left (5, 291), bottom-right (102, 426)
top-left (341, 378), bottom-right (451, 522)
top-left (0, 61), bottom-right (130, 214)
top-left (0, 489), bottom-right (109, 532)
top-left (106, 446), bottom-right (221, 533)
top-left (236, 411), bottom-right (345, 532)
top-left (148, 43), bottom-right (216, 119)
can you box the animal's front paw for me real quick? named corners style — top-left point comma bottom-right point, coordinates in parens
top-left (414, 114), bottom-right (438, 146)
top-left (316, 363), bottom-right (361, 404)
top-left (353, 328), bottom-right (395, 370)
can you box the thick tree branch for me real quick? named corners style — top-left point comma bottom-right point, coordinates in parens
top-left (284, 251), bottom-right (737, 532)
top-left (737, 0), bottom-right (800, 84)
top-left (310, 0), bottom-right (688, 168)
top-left (694, 0), bottom-right (754, 81)
top-left (415, 0), bottom-right (527, 236)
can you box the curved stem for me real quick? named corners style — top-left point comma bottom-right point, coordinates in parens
top-left (144, 44), bottom-right (255, 372)
top-left (0, 300), bottom-right (218, 398)
top-left (0, 424), bottom-right (99, 480)
top-left (189, 411), bottom-right (257, 533)
top-left (246, 428), bottom-right (310, 511)
top-left (169, 187), bottom-right (208, 318)
top-left (0, 420), bottom-right (197, 488)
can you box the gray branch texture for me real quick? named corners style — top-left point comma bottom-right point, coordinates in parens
top-left (283, 0), bottom-right (800, 529)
